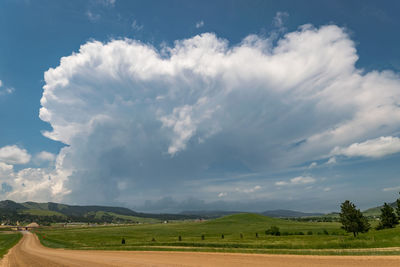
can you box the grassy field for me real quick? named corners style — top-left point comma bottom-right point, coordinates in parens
top-left (0, 232), bottom-right (22, 258)
top-left (35, 213), bottom-right (400, 255)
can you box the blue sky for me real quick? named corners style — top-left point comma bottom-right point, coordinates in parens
top-left (1, 0), bottom-right (400, 213)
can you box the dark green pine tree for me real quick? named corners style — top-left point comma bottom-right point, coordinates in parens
top-left (377, 202), bottom-right (399, 229)
top-left (339, 200), bottom-right (370, 237)
top-left (396, 193), bottom-right (400, 220)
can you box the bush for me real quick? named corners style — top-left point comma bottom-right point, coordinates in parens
top-left (266, 226), bottom-right (280, 236)
top-left (323, 229), bottom-right (329, 235)
top-left (307, 231), bottom-right (313, 235)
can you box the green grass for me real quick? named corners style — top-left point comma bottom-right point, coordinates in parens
top-left (20, 209), bottom-right (67, 218)
top-left (88, 211), bottom-right (160, 223)
top-left (35, 213), bottom-right (400, 255)
top-left (0, 232), bottom-right (22, 258)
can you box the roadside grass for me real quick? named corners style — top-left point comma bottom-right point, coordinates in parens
top-left (36, 213), bottom-right (400, 255)
top-left (0, 232), bottom-right (22, 258)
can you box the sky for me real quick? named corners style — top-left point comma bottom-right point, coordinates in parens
top-left (1, 0), bottom-right (400, 213)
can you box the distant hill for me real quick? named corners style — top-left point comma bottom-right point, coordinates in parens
top-left (363, 201), bottom-right (398, 217)
top-left (181, 209), bottom-right (324, 218)
top-left (180, 210), bottom-right (242, 218)
top-left (261, 209), bottom-right (324, 218)
top-left (0, 200), bottom-right (200, 225)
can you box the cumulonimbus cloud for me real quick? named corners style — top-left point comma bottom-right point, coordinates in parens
top-left (3, 24), bottom-right (400, 205)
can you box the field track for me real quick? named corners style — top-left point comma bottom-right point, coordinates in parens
top-left (1, 231), bottom-right (400, 267)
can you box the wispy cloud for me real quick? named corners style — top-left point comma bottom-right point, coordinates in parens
top-left (0, 80), bottom-right (15, 96)
top-left (195, 20), bottom-right (204, 28)
top-left (131, 20), bottom-right (143, 31)
top-left (273, 11), bottom-right (288, 29)
top-left (95, 0), bottom-right (116, 7)
top-left (86, 10), bottom-right (100, 22)
top-left (276, 176), bottom-right (316, 186)
top-left (382, 185), bottom-right (400, 192)
top-left (308, 162), bottom-right (317, 169)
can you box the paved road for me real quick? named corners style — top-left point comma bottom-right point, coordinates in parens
top-left (1, 231), bottom-right (400, 266)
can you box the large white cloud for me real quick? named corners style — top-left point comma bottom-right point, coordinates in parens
top-left (4, 24), bottom-right (400, 206)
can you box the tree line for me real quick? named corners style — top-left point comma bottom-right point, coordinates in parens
top-left (340, 193), bottom-right (400, 237)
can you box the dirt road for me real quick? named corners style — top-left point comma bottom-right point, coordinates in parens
top-left (1, 231), bottom-right (400, 267)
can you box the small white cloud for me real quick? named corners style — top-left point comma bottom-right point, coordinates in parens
top-left (106, 0), bottom-right (116, 6)
top-left (95, 0), bottom-right (116, 6)
top-left (382, 185), bottom-right (400, 192)
top-left (86, 10), bottom-right (100, 22)
top-left (308, 162), bottom-right (317, 169)
top-left (131, 20), bottom-right (143, 31)
top-left (331, 136), bottom-right (400, 159)
top-left (0, 145), bottom-right (31, 165)
top-left (196, 20), bottom-right (204, 28)
top-left (0, 88), bottom-right (14, 96)
top-left (34, 151), bottom-right (56, 164)
top-left (0, 80), bottom-right (15, 96)
top-left (235, 185), bottom-right (262, 193)
top-left (323, 187), bottom-right (331, 192)
top-left (276, 176), bottom-right (316, 186)
top-left (326, 157), bottom-right (337, 165)
top-left (291, 176), bottom-right (315, 184)
top-left (218, 192), bottom-right (227, 197)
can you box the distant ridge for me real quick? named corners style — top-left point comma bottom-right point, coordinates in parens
top-left (0, 200), bottom-right (200, 224)
top-left (181, 209), bottom-right (324, 218)
top-left (261, 209), bottom-right (324, 218)
top-left (180, 210), bottom-right (242, 218)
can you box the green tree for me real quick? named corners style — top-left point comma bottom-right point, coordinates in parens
top-left (339, 200), bottom-right (370, 237)
top-left (396, 193), bottom-right (400, 219)
top-left (377, 202), bottom-right (399, 230)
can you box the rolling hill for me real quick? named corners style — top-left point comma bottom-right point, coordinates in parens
top-left (362, 201), bottom-right (398, 217)
top-left (0, 200), bottom-right (199, 225)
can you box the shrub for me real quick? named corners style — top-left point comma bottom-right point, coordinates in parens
top-left (266, 226), bottom-right (280, 236)
top-left (307, 231), bottom-right (313, 235)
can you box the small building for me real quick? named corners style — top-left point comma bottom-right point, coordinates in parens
top-left (23, 222), bottom-right (40, 230)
